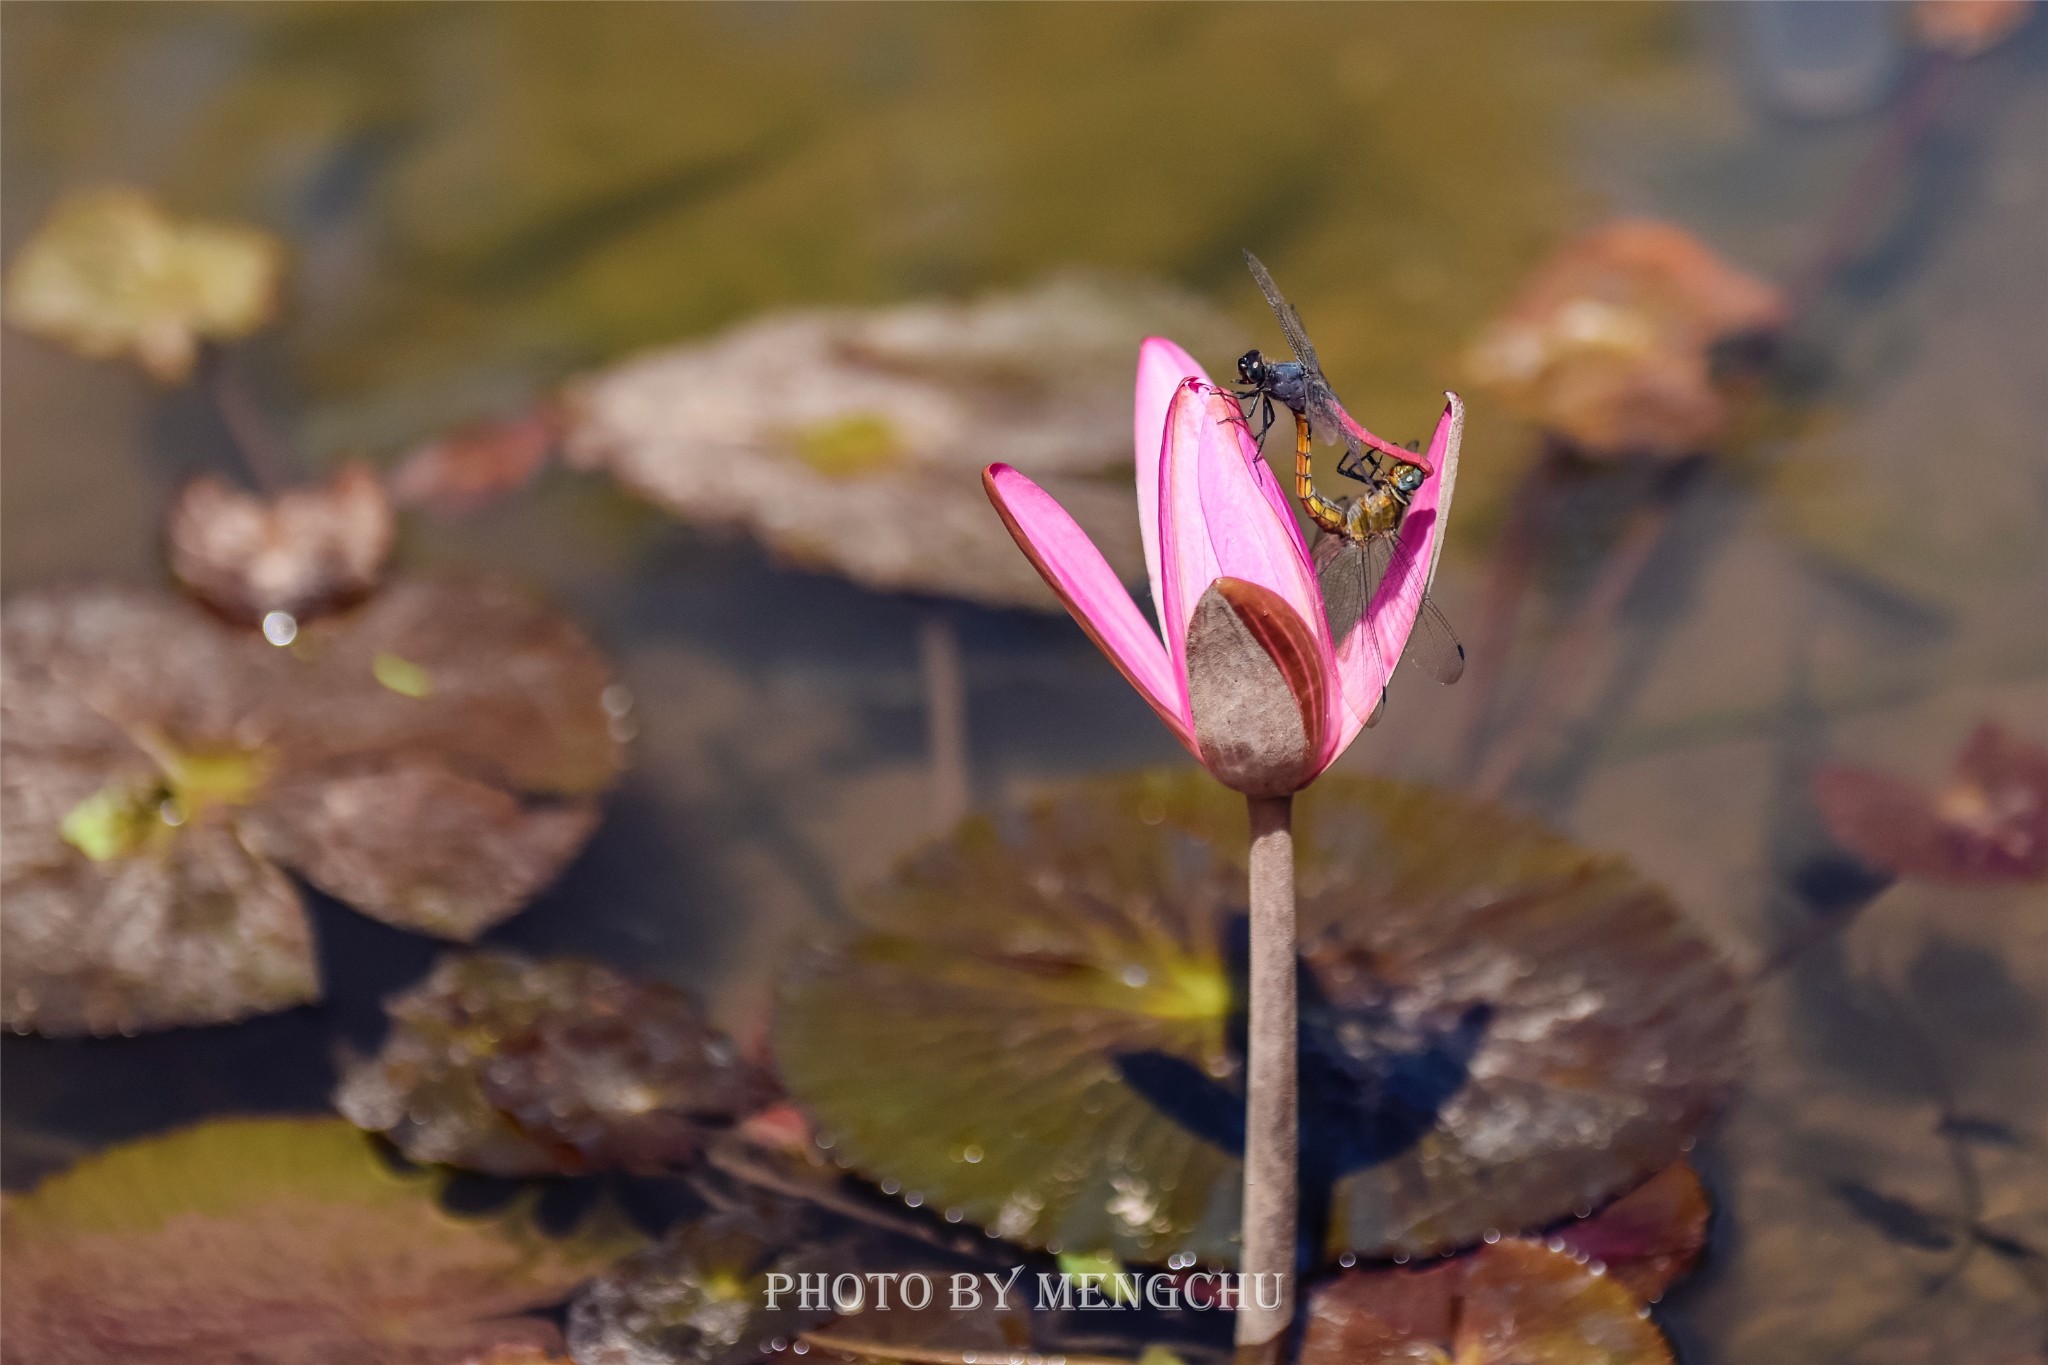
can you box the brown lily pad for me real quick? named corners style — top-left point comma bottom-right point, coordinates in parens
top-left (1, 583), bottom-right (621, 1035)
top-left (167, 463), bottom-right (396, 626)
top-left (775, 771), bottom-right (1746, 1264)
top-left (567, 1203), bottom-right (842, 1365)
top-left (1464, 219), bottom-right (1784, 458)
top-left (1299, 1240), bottom-right (1674, 1365)
top-left (0, 1116), bottom-right (638, 1365)
top-left (337, 951), bottom-right (777, 1178)
top-left (1550, 1162), bottom-right (1711, 1303)
top-left (562, 274), bottom-right (1239, 610)
top-left (2, 186), bottom-right (284, 384)
top-left (1814, 724), bottom-right (2048, 885)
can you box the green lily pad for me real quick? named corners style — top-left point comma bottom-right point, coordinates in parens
top-left (1, 583), bottom-right (621, 1035)
top-left (1299, 1239), bottom-right (1674, 1365)
top-left (775, 771), bottom-right (1745, 1263)
top-left (337, 951), bottom-right (777, 1177)
top-left (0, 1116), bottom-right (639, 1363)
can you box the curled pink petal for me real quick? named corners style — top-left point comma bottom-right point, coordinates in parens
top-left (1160, 383), bottom-right (1328, 681)
top-left (1135, 337), bottom-right (1209, 629)
top-left (983, 464), bottom-right (1197, 754)
top-left (1334, 393), bottom-right (1464, 752)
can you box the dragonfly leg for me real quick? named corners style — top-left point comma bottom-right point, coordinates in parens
top-left (1335, 442), bottom-right (1381, 486)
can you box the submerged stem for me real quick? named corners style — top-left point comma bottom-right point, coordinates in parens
top-left (1237, 792), bottom-right (1297, 1361)
top-left (919, 613), bottom-right (970, 828)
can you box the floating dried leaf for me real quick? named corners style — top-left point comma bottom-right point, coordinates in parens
top-left (2, 186), bottom-right (283, 383)
top-left (1815, 724), bottom-right (2048, 885)
top-left (1300, 1240), bottom-right (1673, 1365)
top-left (337, 951), bottom-right (776, 1177)
top-left (563, 275), bottom-right (1239, 609)
top-left (567, 1204), bottom-right (839, 1365)
top-left (1551, 1162), bottom-right (1711, 1302)
top-left (390, 407), bottom-right (561, 518)
top-left (0, 1116), bottom-right (638, 1364)
top-left (2, 584), bottom-right (621, 1035)
top-left (776, 771), bottom-right (1745, 1263)
top-left (167, 463), bottom-right (395, 625)
top-left (1464, 219), bottom-right (1784, 458)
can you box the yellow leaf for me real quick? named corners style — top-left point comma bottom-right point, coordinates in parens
top-left (3, 186), bottom-right (283, 383)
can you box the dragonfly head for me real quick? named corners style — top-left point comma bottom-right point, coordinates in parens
top-left (1393, 462), bottom-right (1427, 495)
top-left (1236, 350), bottom-right (1266, 387)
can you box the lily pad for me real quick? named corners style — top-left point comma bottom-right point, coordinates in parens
top-left (337, 951), bottom-right (777, 1177)
top-left (775, 771), bottom-right (1745, 1264)
top-left (1, 583), bottom-right (621, 1035)
top-left (567, 1203), bottom-right (841, 1365)
top-left (2, 186), bottom-right (283, 384)
top-left (0, 1116), bottom-right (638, 1364)
top-left (1814, 724), bottom-right (2048, 885)
top-left (1464, 219), bottom-right (1783, 458)
top-left (167, 463), bottom-right (396, 626)
top-left (1550, 1162), bottom-right (1711, 1303)
top-left (562, 275), bottom-right (1239, 610)
top-left (1299, 1240), bottom-right (1674, 1365)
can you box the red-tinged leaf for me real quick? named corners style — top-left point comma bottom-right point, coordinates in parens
top-left (167, 464), bottom-right (395, 625)
top-left (1815, 724), bottom-right (2048, 885)
top-left (1552, 1162), bottom-right (1711, 1302)
top-left (390, 407), bottom-right (560, 518)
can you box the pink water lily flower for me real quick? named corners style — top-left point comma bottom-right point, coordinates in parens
top-left (984, 338), bottom-right (1461, 797)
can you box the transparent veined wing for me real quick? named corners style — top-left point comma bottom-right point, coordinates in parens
top-left (1244, 250), bottom-right (1323, 375)
top-left (1357, 526), bottom-right (1466, 685)
top-left (1313, 531), bottom-right (1389, 728)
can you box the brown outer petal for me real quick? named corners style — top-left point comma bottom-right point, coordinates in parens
top-left (982, 466), bottom-right (1194, 748)
top-left (1184, 576), bottom-right (1328, 796)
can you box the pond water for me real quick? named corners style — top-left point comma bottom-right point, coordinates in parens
top-left (3, 6), bottom-right (2045, 1363)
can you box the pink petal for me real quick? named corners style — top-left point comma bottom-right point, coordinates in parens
top-left (1159, 382), bottom-right (1333, 725)
top-left (983, 464), bottom-right (1197, 753)
top-left (1134, 337), bottom-right (1209, 629)
top-left (1333, 393), bottom-right (1465, 752)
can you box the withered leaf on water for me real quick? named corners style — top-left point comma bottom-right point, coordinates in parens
top-left (1299, 1240), bottom-right (1674, 1365)
top-left (390, 406), bottom-right (562, 518)
top-left (337, 951), bottom-right (777, 1178)
top-left (0, 1117), bottom-right (639, 1365)
top-left (2, 186), bottom-right (284, 384)
top-left (563, 275), bottom-right (1239, 610)
top-left (167, 463), bottom-right (396, 625)
top-left (775, 771), bottom-right (1746, 1264)
top-left (567, 1202), bottom-right (841, 1365)
top-left (1814, 724), bottom-right (2048, 885)
top-left (1, 583), bottom-right (622, 1036)
top-left (1464, 219), bottom-right (1784, 458)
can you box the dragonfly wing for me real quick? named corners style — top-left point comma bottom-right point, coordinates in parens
top-left (1315, 532), bottom-right (1391, 724)
top-left (1313, 533), bottom-right (1367, 648)
top-left (1408, 598), bottom-right (1467, 685)
top-left (1244, 250), bottom-right (1324, 375)
top-left (1358, 529), bottom-right (1465, 685)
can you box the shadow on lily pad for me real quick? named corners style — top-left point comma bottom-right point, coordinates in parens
top-left (775, 771), bottom-right (1746, 1264)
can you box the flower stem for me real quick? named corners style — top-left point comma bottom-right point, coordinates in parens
top-left (1238, 791), bottom-right (1297, 1362)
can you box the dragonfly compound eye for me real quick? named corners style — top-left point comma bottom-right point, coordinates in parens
top-left (1237, 351), bottom-right (1263, 384)
top-left (1397, 465), bottom-right (1426, 493)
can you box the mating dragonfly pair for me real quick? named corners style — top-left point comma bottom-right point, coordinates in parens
top-left (1234, 251), bottom-right (1464, 725)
